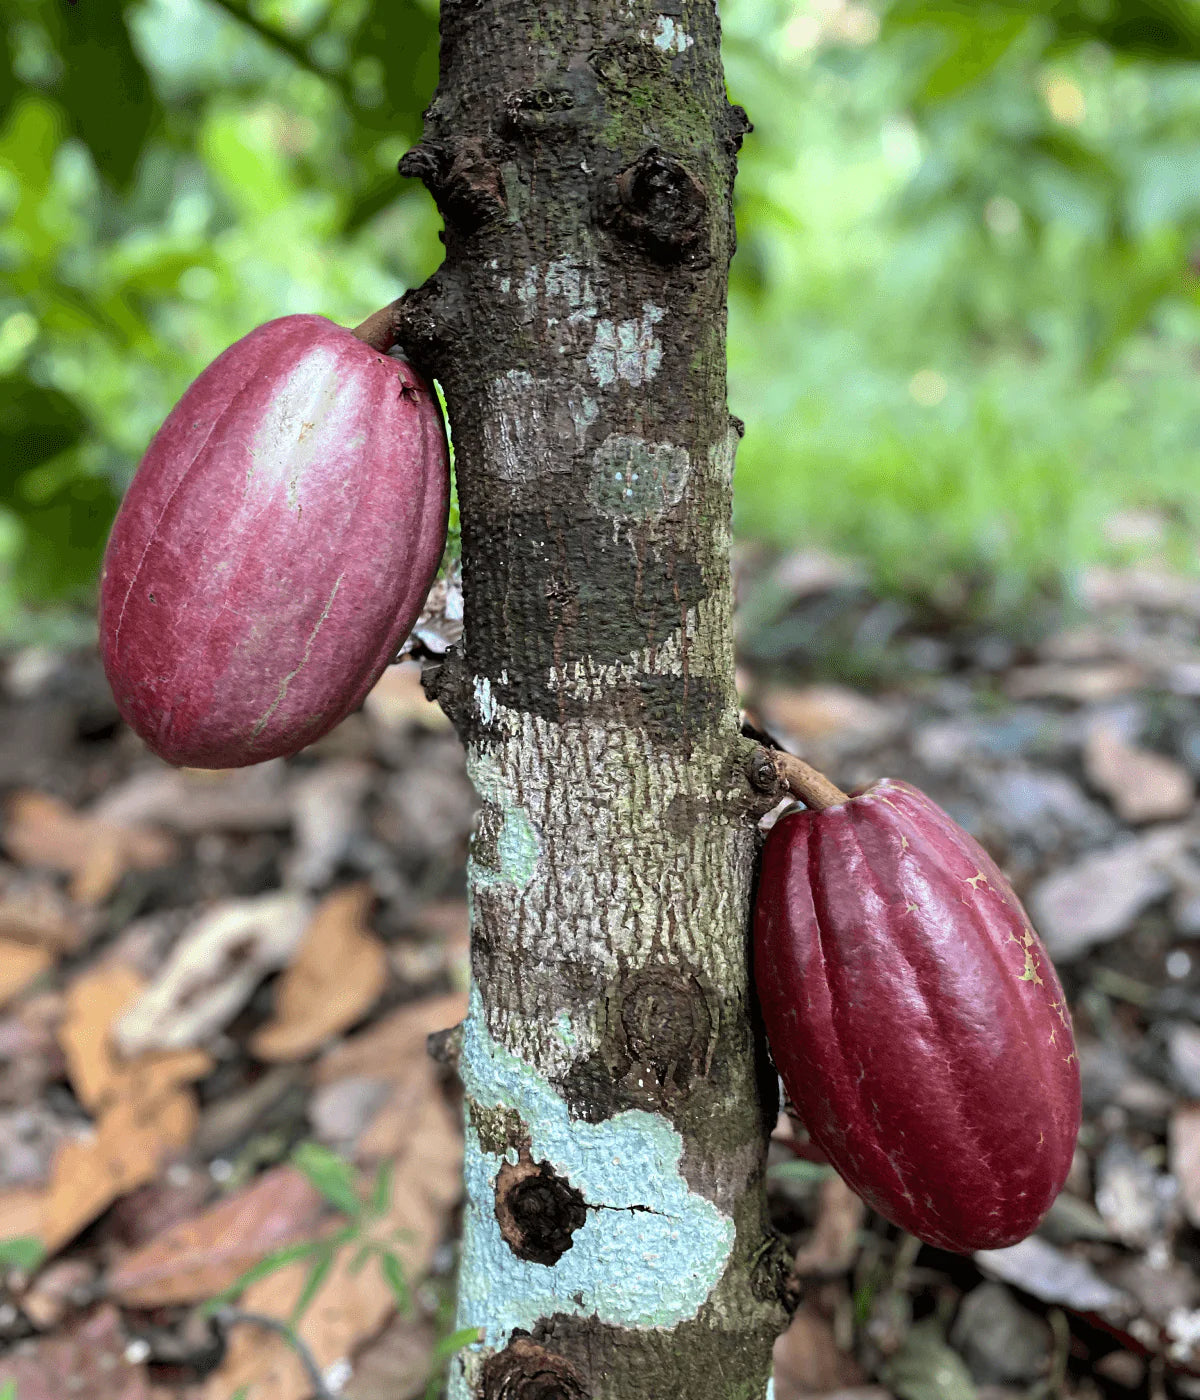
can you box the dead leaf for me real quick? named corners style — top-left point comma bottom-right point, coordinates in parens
top-left (1082, 566), bottom-right (1200, 616)
top-left (203, 1057), bottom-right (462, 1400)
top-left (108, 1166), bottom-right (325, 1307)
top-left (977, 1236), bottom-right (1131, 1315)
top-left (23, 966), bottom-right (214, 1254)
top-left (115, 891), bottom-right (313, 1054)
top-left (0, 1185), bottom-right (43, 1239)
top-left (761, 684), bottom-right (898, 750)
top-left (0, 1104), bottom-right (76, 1188)
top-left (252, 887), bottom-right (387, 1062)
top-left (0, 937), bottom-right (52, 1006)
top-left (1084, 724), bottom-right (1194, 823)
top-left (0, 873), bottom-right (85, 952)
top-left (772, 1305), bottom-right (865, 1400)
top-left (792, 1174), bottom-right (866, 1278)
top-left (314, 992), bottom-right (468, 1088)
top-left (364, 662), bottom-right (451, 731)
top-left (342, 1314), bottom-right (437, 1400)
top-left (59, 964), bottom-right (212, 1113)
top-left (1028, 826), bottom-right (1187, 961)
top-left (93, 763), bottom-right (292, 834)
top-left (40, 1087), bottom-right (197, 1252)
top-left (392, 566), bottom-right (463, 663)
top-left (19, 1257), bottom-right (97, 1330)
top-left (284, 763), bottom-right (373, 889)
top-left (1005, 662), bottom-right (1146, 702)
top-left (2, 790), bottom-right (176, 904)
top-left (1170, 1106), bottom-right (1200, 1229)
top-left (0, 1303), bottom-right (150, 1400)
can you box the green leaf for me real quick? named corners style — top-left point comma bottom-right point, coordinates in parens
top-left (767, 1158), bottom-right (836, 1184)
top-left (203, 1240), bottom-right (329, 1312)
top-left (424, 1326), bottom-right (483, 1400)
top-left (0, 1236), bottom-right (45, 1273)
top-left (883, 1319), bottom-right (977, 1400)
top-left (291, 1142), bottom-right (363, 1217)
top-left (0, 376), bottom-right (87, 481)
top-left (289, 1247), bottom-right (335, 1326)
top-left (369, 1158), bottom-right (393, 1218)
top-left (0, 1381), bottom-right (16, 1400)
top-left (378, 1250), bottom-right (410, 1315)
top-left (46, 2), bottom-right (163, 188)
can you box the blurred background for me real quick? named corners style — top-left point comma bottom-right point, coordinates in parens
top-left (2, 0), bottom-right (1199, 642)
top-left (4, 3), bottom-right (1200, 1399)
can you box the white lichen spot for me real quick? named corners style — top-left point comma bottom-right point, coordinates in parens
top-left (646, 15), bottom-right (694, 53)
top-left (587, 304), bottom-right (665, 387)
top-left (475, 675), bottom-right (498, 727)
top-left (518, 266), bottom-right (540, 305)
top-left (499, 277), bottom-right (511, 293)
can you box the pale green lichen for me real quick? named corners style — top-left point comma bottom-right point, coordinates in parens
top-left (453, 985), bottom-right (736, 1359)
top-left (589, 434), bottom-right (690, 518)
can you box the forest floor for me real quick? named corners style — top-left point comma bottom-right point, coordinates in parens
top-left (3, 550), bottom-right (1200, 1400)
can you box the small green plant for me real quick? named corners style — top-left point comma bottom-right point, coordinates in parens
top-left (0, 1238), bottom-right (45, 1275)
top-left (207, 1143), bottom-right (413, 1327)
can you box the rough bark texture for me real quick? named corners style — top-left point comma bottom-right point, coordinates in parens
top-left (395, 3), bottom-right (789, 1395)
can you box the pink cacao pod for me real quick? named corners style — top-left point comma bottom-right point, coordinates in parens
top-left (754, 778), bottom-right (1081, 1252)
top-left (99, 315), bottom-right (449, 768)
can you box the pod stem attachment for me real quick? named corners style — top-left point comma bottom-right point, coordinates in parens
top-left (774, 752), bottom-right (849, 811)
top-left (352, 301), bottom-right (402, 353)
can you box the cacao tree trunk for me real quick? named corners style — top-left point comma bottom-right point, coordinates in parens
top-left (395, 2), bottom-right (789, 1395)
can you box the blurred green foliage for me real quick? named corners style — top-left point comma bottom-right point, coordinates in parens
top-left (0, 0), bottom-right (1198, 641)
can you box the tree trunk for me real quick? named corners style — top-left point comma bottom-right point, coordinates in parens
top-left (394, 2), bottom-right (789, 1395)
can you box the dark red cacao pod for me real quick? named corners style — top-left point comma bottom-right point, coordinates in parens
top-left (99, 315), bottom-right (449, 768)
top-left (754, 778), bottom-right (1081, 1252)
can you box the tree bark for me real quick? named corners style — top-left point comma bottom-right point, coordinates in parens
top-left (395, 2), bottom-right (789, 1395)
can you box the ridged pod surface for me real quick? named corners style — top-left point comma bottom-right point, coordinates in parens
top-left (99, 315), bottom-right (450, 768)
top-left (754, 778), bottom-right (1081, 1252)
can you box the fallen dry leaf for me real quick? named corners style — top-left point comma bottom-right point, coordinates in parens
top-left (1170, 1106), bottom-right (1200, 1230)
top-left (93, 763), bottom-right (292, 834)
top-left (115, 890), bottom-right (312, 1055)
top-left (1005, 661), bottom-right (1146, 703)
top-left (1028, 826), bottom-right (1188, 961)
top-left (60, 964), bottom-right (212, 1113)
top-left (0, 1185), bottom-right (43, 1240)
top-left (772, 1305), bottom-right (865, 1400)
top-left (364, 661), bottom-right (451, 731)
top-left (761, 684), bottom-right (898, 751)
top-left (19, 965), bottom-right (215, 1255)
top-left (2, 789), bottom-right (176, 904)
top-left (203, 1056), bottom-right (462, 1400)
top-left (0, 872), bottom-right (85, 952)
top-left (19, 1257), bottom-right (97, 1330)
top-left (40, 1087), bottom-right (197, 1253)
top-left (284, 762), bottom-right (373, 889)
top-left (314, 992), bottom-right (468, 1088)
top-left (343, 1314), bottom-right (437, 1400)
top-left (0, 1303), bottom-right (150, 1400)
top-left (1084, 723), bottom-right (1194, 823)
top-left (0, 936), bottom-right (53, 1006)
top-left (792, 1174), bottom-right (866, 1278)
top-left (108, 1165), bottom-right (325, 1307)
top-left (252, 886), bottom-right (388, 1062)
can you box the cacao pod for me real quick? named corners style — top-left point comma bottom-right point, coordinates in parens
top-left (754, 778), bottom-right (1080, 1252)
top-left (99, 315), bottom-right (449, 768)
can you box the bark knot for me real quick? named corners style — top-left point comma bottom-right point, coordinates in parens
top-left (399, 137), bottom-right (507, 231)
top-left (495, 1152), bottom-right (588, 1266)
top-left (601, 147), bottom-right (708, 263)
top-left (479, 1334), bottom-right (588, 1400)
